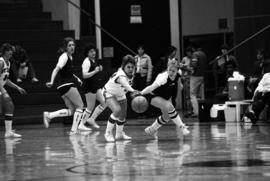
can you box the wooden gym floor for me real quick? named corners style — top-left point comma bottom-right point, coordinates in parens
top-left (1, 119), bottom-right (270, 181)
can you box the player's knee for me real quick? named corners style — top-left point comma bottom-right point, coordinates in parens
top-left (164, 101), bottom-right (174, 112)
top-left (75, 102), bottom-right (84, 110)
top-left (5, 101), bottom-right (14, 114)
top-left (113, 107), bottom-right (122, 117)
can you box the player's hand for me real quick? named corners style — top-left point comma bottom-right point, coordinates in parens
top-left (77, 78), bottom-right (83, 86)
top-left (95, 66), bottom-right (100, 72)
top-left (18, 87), bottom-right (27, 94)
top-left (130, 90), bottom-right (141, 99)
top-left (99, 65), bottom-right (103, 71)
top-left (46, 82), bottom-right (53, 88)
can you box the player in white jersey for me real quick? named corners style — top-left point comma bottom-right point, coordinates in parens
top-left (103, 55), bottom-right (138, 142)
top-left (140, 59), bottom-right (189, 139)
top-left (0, 43), bottom-right (26, 138)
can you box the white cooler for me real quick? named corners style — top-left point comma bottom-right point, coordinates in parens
top-left (210, 104), bottom-right (226, 121)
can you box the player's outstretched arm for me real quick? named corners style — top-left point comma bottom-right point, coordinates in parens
top-left (141, 82), bottom-right (159, 95)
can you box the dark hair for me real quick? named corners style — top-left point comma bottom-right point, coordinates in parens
top-left (166, 45), bottom-right (177, 56)
top-left (221, 44), bottom-right (229, 50)
top-left (263, 60), bottom-right (270, 73)
top-left (0, 43), bottom-right (13, 55)
top-left (57, 37), bottom-right (75, 54)
top-left (186, 46), bottom-right (194, 53)
top-left (137, 43), bottom-right (144, 50)
top-left (84, 43), bottom-right (96, 57)
top-left (121, 54), bottom-right (135, 69)
top-left (257, 48), bottom-right (265, 55)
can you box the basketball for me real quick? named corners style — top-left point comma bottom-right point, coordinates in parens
top-left (131, 95), bottom-right (149, 113)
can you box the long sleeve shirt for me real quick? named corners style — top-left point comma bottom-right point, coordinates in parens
top-left (134, 53), bottom-right (153, 82)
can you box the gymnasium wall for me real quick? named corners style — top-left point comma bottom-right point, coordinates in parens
top-left (42, 0), bottom-right (80, 40)
top-left (181, 0), bottom-right (234, 36)
top-left (99, 0), bottom-right (171, 67)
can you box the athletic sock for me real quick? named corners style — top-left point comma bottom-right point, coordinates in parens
top-left (5, 114), bottom-right (13, 132)
top-left (168, 109), bottom-right (185, 127)
top-left (71, 109), bottom-right (83, 132)
top-left (81, 108), bottom-right (92, 124)
top-left (90, 104), bottom-right (105, 120)
top-left (48, 109), bottom-right (71, 119)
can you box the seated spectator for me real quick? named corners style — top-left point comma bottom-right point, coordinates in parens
top-left (243, 62), bottom-right (270, 125)
top-left (133, 44), bottom-right (153, 90)
top-left (10, 45), bottom-right (39, 83)
top-left (212, 44), bottom-right (238, 93)
top-left (247, 48), bottom-right (270, 95)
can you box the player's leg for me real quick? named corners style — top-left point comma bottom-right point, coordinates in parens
top-left (64, 87), bottom-right (85, 134)
top-left (43, 99), bottom-right (73, 128)
top-left (2, 91), bottom-right (21, 138)
top-left (104, 96), bottom-right (121, 142)
top-left (78, 92), bottom-right (96, 131)
top-left (87, 89), bottom-right (106, 128)
top-left (115, 98), bottom-right (131, 140)
top-left (144, 96), bottom-right (169, 138)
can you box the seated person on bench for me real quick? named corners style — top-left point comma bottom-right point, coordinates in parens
top-left (243, 62), bottom-right (270, 124)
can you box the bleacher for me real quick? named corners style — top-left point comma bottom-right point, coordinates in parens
top-left (0, 0), bottom-right (94, 125)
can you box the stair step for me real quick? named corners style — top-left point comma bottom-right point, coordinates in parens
top-left (10, 92), bottom-right (63, 105)
top-left (12, 104), bottom-right (67, 125)
top-left (6, 81), bottom-right (55, 94)
top-left (0, 13), bottom-right (51, 20)
top-left (0, 20), bottom-right (63, 30)
top-left (0, 30), bottom-right (75, 41)
top-left (0, 4), bottom-right (41, 11)
top-left (0, 11), bottom-right (51, 18)
top-left (0, 0), bottom-right (29, 3)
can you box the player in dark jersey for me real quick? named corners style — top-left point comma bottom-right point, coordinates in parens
top-left (78, 43), bottom-right (106, 130)
top-left (44, 37), bottom-right (86, 135)
top-left (0, 43), bottom-right (26, 138)
top-left (140, 59), bottom-right (189, 139)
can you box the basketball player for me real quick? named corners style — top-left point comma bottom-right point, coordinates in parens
top-left (0, 43), bottom-right (26, 138)
top-left (43, 37), bottom-right (86, 135)
top-left (103, 55), bottom-right (137, 142)
top-left (140, 59), bottom-right (190, 138)
top-left (78, 43), bottom-right (106, 130)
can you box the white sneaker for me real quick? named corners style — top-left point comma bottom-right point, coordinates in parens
top-left (115, 131), bottom-right (132, 140)
top-left (77, 130), bottom-right (91, 136)
top-left (243, 116), bottom-right (252, 129)
top-left (87, 118), bottom-right (100, 129)
top-left (5, 130), bottom-right (22, 138)
top-left (145, 126), bottom-right (158, 135)
top-left (104, 132), bottom-right (115, 142)
top-left (16, 78), bottom-right (22, 83)
top-left (180, 125), bottom-right (190, 136)
top-left (78, 123), bottom-right (92, 131)
top-left (43, 112), bottom-right (50, 128)
top-left (68, 130), bottom-right (77, 136)
top-left (243, 116), bottom-right (252, 123)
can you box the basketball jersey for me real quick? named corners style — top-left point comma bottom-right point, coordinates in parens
top-left (56, 53), bottom-right (76, 88)
top-left (152, 71), bottom-right (180, 100)
top-left (104, 68), bottom-right (132, 97)
top-left (0, 57), bottom-right (10, 86)
top-left (82, 57), bottom-right (103, 89)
